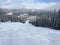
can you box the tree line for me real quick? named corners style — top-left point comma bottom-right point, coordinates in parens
top-left (0, 9), bottom-right (60, 30)
top-left (29, 9), bottom-right (60, 30)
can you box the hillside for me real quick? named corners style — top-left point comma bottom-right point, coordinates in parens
top-left (0, 22), bottom-right (60, 45)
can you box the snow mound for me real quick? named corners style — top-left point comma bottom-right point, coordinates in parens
top-left (25, 20), bottom-right (30, 24)
top-left (0, 22), bottom-right (60, 45)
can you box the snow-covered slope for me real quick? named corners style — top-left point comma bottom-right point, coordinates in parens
top-left (0, 22), bottom-right (60, 45)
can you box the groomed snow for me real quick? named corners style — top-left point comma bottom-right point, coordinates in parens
top-left (0, 21), bottom-right (60, 45)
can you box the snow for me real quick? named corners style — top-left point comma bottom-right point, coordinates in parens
top-left (6, 12), bottom-right (13, 15)
top-left (0, 21), bottom-right (60, 45)
top-left (25, 20), bottom-right (30, 24)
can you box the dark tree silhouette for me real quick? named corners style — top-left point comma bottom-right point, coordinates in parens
top-left (55, 9), bottom-right (60, 30)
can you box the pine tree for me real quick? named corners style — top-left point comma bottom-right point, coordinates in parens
top-left (55, 9), bottom-right (60, 30)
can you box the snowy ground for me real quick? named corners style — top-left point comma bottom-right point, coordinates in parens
top-left (0, 21), bottom-right (60, 45)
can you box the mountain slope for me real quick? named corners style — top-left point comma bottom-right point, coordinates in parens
top-left (0, 22), bottom-right (60, 45)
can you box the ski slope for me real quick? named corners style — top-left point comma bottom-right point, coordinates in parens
top-left (0, 21), bottom-right (60, 45)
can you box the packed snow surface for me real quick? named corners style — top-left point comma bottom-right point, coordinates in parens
top-left (0, 22), bottom-right (60, 45)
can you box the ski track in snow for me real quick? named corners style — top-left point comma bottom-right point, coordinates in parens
top-left (0, 22), bottom-right (60, 45)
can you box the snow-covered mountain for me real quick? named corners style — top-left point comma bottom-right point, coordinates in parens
top-left (0, 22), bottom-right (60, 45)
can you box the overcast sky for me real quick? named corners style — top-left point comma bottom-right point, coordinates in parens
top-left (0, 0), bottom-right (60, 10)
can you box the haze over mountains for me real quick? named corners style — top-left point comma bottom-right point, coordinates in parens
top-left (46, 3), bottom-right (60, 10)
top-left (0, 3), bottom-right (60, 10)
top-left (0, 0), bottom-right (60, 10)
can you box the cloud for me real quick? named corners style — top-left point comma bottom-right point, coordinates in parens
top-left (0, 0), bottom-right (60, 10)
top-left (46, 3), bottom-right (60, 10)
top-left (6, 0), bottom-right (34, 3)
top-left (22, 2), bottom-right (56, 9)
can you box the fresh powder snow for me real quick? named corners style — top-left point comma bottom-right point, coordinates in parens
top-left (0, 21), bottom-right (60, 45)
